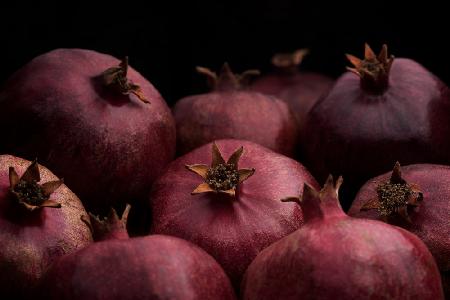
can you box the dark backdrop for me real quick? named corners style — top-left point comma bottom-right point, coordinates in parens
top-left (0, 2), bottom-right (448, 105)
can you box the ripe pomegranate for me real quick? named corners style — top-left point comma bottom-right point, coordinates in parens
top-left (0, 155), bottom-right (92, 299)
top-left (251, 49), bottom-right (334, 128)
top-left (39, 205), bottom-right (236, 300)
top-left (242, 176), bottom-right (444, 300)
top-left (173, 63), bottom-right (298, 157)
top-left (300, 44), bottom-right (450, 208)
top-left (150, 139), bottom-right (319, 289)
top-left (0, 49), bottom-right (176, 221)
top-left (349, 162), bottom-right (450, 297)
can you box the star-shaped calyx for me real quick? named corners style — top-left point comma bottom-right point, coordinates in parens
top-left (9, 159), bottom-right (63, 211)
top-left (360, 162), bottom-right (423, 223)
top-left (102, 56), bottom-right (149, 104)
top-left (346, 43), bottom-right (394, 93)
top-left (196, 63), bottom-right (260, 92)
top-left (185, 143), bottom-right (255, 197)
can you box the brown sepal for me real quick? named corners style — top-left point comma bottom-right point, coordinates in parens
top-left (9, 160), bottom-right (63, 211)
top-left (196, 63), bottom-right (259, 91)
top-left (346, 43), bottom-right (394, 93)
top-left (187, 143), bottom-right (255, 197)
top-left (102, 57), bottom-right (149, 104)
top-left (360, 197), bottom-right (380, 211)
top-left (362, 162), bottom-right (423, 224)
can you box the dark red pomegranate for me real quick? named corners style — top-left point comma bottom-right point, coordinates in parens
top-left (150, 139), bottom-right (318, 289)
top-left (242, 176), bottom-right (444, 300)
top-left (349, 162), bottom-right (450, 297)
top-left (39, 205), bottom-right (236, 300)
top-left (173, 63), bottom-right (298, 156)
top-left (0, 49), bottom-right (176, 219)
top-left (0, 155), bottom-right (92, 299)
top-left (251, 49), bottom-right (334, 127)
top-left (300, 44), bottom-right (450, 208)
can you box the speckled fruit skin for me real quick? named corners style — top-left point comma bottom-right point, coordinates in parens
top-left (149, 139), bottom-right (319, 289)
top-left (0, 155), bottom-right (92, 299)
top-left (0, 49), bottom-right (176, 217)
top-left (300, 58), bottom-right (450, 208)
top-left (174, 90), bottom-right (298, 157)
top-left (349, 164), bottom-right (450, 297)
top-left (39, 234), bottom-right (236, 300)
top-left (242, 181), bottom-right (444, 300)
top-left (251, 72), bottom-right (334, 128)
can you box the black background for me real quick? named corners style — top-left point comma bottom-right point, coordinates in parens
top-left (0, 2), bottom-right (448, 105)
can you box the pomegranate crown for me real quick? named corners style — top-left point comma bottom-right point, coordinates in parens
top-left (361, 162), bottom-right (423, 223)
top-left (346, 43), bottom-right (394, 93)
top-left (9, 159), bottom-right (63, 211)
top-left (185, 142), bottom-right (255, 198)
top-left (282, 175), bottom-right (344, 222)
top-left (271, 48), bottom-right (309, 73)
top-left (102, 56), bottom-right (150, 104)
top-left (82, 204), bottom-right (131, 241)
top-left (196, 63), bottom-right (260, 91)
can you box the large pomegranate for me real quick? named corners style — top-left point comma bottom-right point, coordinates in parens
top-left (150, 139), bottom-right (318, 289)
top-left (39, 205), bottom-right (236, 300)
top-left (0, 49), bottom-right (176, 219)
top-left (242, 176), bottom-right (444, 299)
top-left (349, 162), bottom-right (450, 297)
top-left (173, 63), bottom-right (298, 156)
top-left (251, 49), bottom-right (334, 128)
top-left (300, 44), bottom-right (450, 208)
top-left (0, 155), bottom-right (92, 299)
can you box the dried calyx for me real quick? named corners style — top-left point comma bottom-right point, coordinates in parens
top-left (361, 162), bottom-right (423, 223)
top-left (82, 204), bottom-right (131, 241)
top-left (185, 143), bottom-right (255, 197)
top-left (281, 175), bottom-right (344, 222)
top-left (196, 63), bottom-right (260, 91)
top-left (8, 159), bottom-right (63, 211)
top-left (271, 49), bottom-right (309, 74)
top-left (346, 43), bottom-right (394, 94)
top-left (102, 56), bottom-right (149, 104)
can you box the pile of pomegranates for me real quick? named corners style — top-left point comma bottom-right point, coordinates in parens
top-left (1, 43), bottom-right (449, 299)
top-left (301, 44), bottom-right (450, 208)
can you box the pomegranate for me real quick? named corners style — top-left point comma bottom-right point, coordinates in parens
top-left (150, 139), bottom-right (318, 289)
top-left (0, 49), bottom-right (176, 220)
top-left (39, 205), bottom-right (236, 300)
top-left (242, 176), bottom-right (444, 299)
top-left (251, 49), bottom-right (334, 128)
top-left (173, 63), bottom-right (298, 156)
top-left (0, 155), bottom-right (92, 299)
top-left (300, 44), bottom-right (450, 208)
top-left (349, 162), bottom-right (450, 297)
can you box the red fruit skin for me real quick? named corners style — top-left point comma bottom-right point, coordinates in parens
top-left (150, 139), bottom-right (319, 289)
top-left (301, 58), bottom-right (450, 206)
top-left (0, 49), bottom-right (176, 216)
top-left (173, 91), bottom-right (298, 157)
top-left (242, 180), bottom-right (444, 300)
top-left (0, 155), bottom-right (92, 299)
top-left (39, 235), bottom-right (236, 300)
top-left (251, 72), bottom-right (334, 127)
top-left (243, 218), bottom-right (443, 299)
top-left (349, 164), bottom-right (450, 297)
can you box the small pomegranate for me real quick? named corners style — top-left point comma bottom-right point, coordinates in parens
top-left (0, 49), bottom-right (176, 220)
top-left (150, 139), bottom-right (318, 289)
top-left (242, 176), bottom-right (444, 299)
top-left (173, 63), bottom-right (298, 156)
top-left (39, 205), bottom-right (236, 300)
top-left (251, 49), bottom-right (334, 127)
top-left (0, 155), bottom-right (92, 299)
top-left (300, 44), bottom-right (450, 208)
top-left (349, 162), bottom-right (450, 297)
